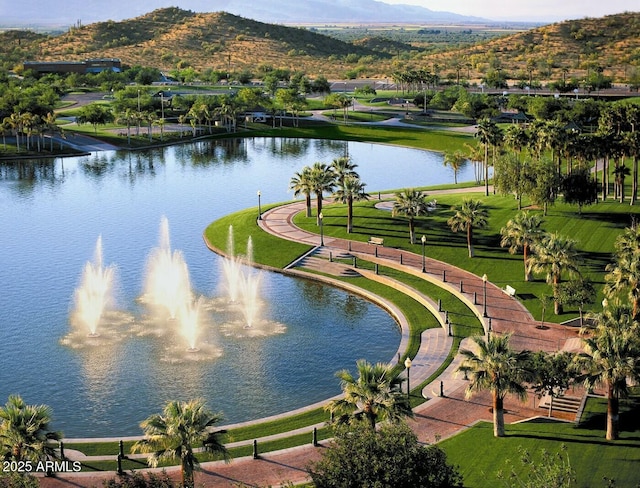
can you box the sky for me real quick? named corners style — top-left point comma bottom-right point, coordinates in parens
top-left (382, 0), bottom-right (639, 22)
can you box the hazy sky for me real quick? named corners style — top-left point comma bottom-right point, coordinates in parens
top-left (382, 0), bottom-right (638, 21)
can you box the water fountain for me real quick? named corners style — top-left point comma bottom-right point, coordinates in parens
top-left (143, 216), bottom-right (192, 321)
top-left (179, 297), bottom-right (203, 352)
top-left (222, 225), bottom-right (242, 303)
top-left (73, 235), bottom-right (115, 337)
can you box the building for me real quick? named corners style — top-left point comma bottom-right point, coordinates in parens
top-left (23, 58), bottom-right (122, 74)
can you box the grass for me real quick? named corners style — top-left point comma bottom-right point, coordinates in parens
top-left (294, 194), bottom-right (640, 324)
top-left (440, 393), bottom-right (640, 487)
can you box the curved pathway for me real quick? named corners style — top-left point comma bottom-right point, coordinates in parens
top-left (40, 194), bottom-right (583, 488)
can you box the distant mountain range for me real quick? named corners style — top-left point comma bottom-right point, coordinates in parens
top-left (2, 0), bottom-right (487, 26)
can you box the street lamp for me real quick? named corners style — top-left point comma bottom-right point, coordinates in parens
top-left (319, 212), bottom-right (324, 246)
top-left (257, 190), bottom-right (262, 220)
top-left (421, 235), bottom-right (427, 272)
top-left (482, 273), bottom-right (488, 318)
top-left (404, 357), bottom-right (412, 397)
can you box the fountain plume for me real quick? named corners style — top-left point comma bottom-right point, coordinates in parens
top-left (73, 236), bottom-right (115, 336)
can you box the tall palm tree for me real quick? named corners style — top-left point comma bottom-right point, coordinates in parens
top-left (443, 150), bottom-right (466, 184)
top-left (309, 162), bottom-right (336, 224)
top-left (476, 118), bottom-right (502, 196)
top-left (447, 198), bottom-right (489, 258)
top-left (333, 174), bottom-right (369, 233)
top-left (132, 399), bottom-right (229, 488)
top-left (392, 188), bottom-right (429, 244)
top-left (580, 301), bottom-right (640, 440)
top-left (326, 359), bottom-right (412, 431)
top-left (500, 211), bottom-right (543, 281)
top-left (330, 156), bottom-right (358, 187)
top-left (0, 395), bottom-right (61, 463)
top-left (289, 166), bottom-right (314, 218)
top-left (528, 232), bottom-right (582, 314)
top-left (605, 223), bottom-right (640, 319)
top-left (457, 334), bottom-right (532, 437)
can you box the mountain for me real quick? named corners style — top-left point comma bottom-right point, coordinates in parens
top-left (2, 0), bottom-right (486, 26)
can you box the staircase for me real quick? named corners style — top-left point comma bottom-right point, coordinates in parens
top-left (538, 394), bottom-right (582, 415)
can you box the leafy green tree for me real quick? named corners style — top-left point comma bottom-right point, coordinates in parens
top-left (561, 168), bottom-right (598, 215)
top-left (457, 334), bottom-right (532, 437)
top-left (392, 188), bottom-right (430, 244)
top-left (333, 175), bottom-right (369, 233)
top-left (605, 222), bottom-right (640, 319)
top-left (102, 471), bottom-right (176, 488)
top-left (447, 198), bottom-right (489, 258)
top-left (309, 162), bottom-right (336, 223)
top-left (289, 165), bottom-right (314, 218)
top-left (0, 395), bottom-right (61, 463)
top-left (500, 211), bottom-right (543, 281)
top-left (530, 351), bottom-right (578, 417)
top-left (443, 150), bottom-right (466, 184)
top-left (528, 232), bottom-right (582, 315)
top-left (556, 277), bottom-right (596, 326)
top-left (132, 399), bottom-right (229, 488)
top-left (76, 104), bottom-right (114, 134)
top-left (309, 422), bottom-right (463, 488)
top-left (493, 152), bottom-right (535, 209)
top-left (579, 301), bottom-right (640, 440)
top-left (0, 472), bottom-right (40, 488)
top-left (326, 359), bottom-right (412, 431)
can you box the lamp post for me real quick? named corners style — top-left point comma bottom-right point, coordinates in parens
top-left (319, 212), bottom-right (324, 246)
top-left (421, 235), bottom-right (427, 273)
top-left (482, 273), bottom-right (488, 318)
top-left (404, 357), bottom-right (412, 398)
top-left (257, 190), bottom-right (262, 220)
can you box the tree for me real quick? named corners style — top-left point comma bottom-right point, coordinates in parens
top-left (131, 399), bottom-right (229, 488)
top-left (289, 166), bottom-right (314, 218)
top-left (309, 422), bottom-right (463, 488)
top-left (392, 188), bottom-right (429, 244)
top-left (579, 301), bottom-right (640, 440)
top-left (309, 162), bottom-right (336, 224)
top-left (76, 104), bottom-right (114, 134)
top-left (475, 118), bottom-right (502, 196)
top-left (333, 175), bottom-right (369, 233)
top-left (325, 359), bottom-right (412, 431)
top-left (493, 152), bottom-right (534, 210)
top-left (443, 150), bottom-right (466, 184)
top-left (500, 211), bottom-right (543, 281)
top-left (530, 351), bottom-right (578, 417)
top-left (528, 232), bottom-right (582, 314)
top-left (605, 222), bottom-right (640, 319)
top-left (447, 198), bottom-right (489, 258)
top-left (556, 277), bottom-right (596, 326)
top-left (457, 334), bottom-right (532, 437)
top-left (0, 395), bottom-right (61, 463)
top-left (498, 445), bottom-right (576, 488)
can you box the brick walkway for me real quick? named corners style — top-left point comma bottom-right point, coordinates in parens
top-left (41, 195), bottom-right (582, 488)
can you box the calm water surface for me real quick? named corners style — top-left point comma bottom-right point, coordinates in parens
top-left (0, 138), bottom-right (474, 437)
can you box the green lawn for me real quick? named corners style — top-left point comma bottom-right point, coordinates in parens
top-left (440, 393), bottom-right (640, 487)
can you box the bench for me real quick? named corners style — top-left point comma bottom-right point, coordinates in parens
top-left (503, 285), bottom-right (516, 297)
top-left (368, 237), bottom-right (384, 246)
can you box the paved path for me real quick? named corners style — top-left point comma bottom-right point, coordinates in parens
top-left (41, 194), bottom-right (582, 488)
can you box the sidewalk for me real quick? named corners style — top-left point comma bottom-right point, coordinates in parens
top-left (41, 197), bottom-right (580, 488)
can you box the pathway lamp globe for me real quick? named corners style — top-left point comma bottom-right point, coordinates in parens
top-left (319, 212), bottom-right (324, 246)
top-left (421, 235), bottom-right (427, 273)
top-left (257, 190), bottom-right (262, 220)
top-left (404, 357), bottom-right (412, 397)
top-left (482, 273), bottom-right (488, 318)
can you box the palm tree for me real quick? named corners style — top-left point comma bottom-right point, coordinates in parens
top-left (326, 359), bottom-right (412, 431)
top-left (528, 232), bottom-right (582, 314)
top-left (500, 211), bottom-right (543, 281)
top-left (289, 166), bottom-right (314, 217)
top-left (330, 156), bottom-right (358, 187)
top-left (132, 399), bottom-right (229, 488)
top-left (447, 198), bottom-right (489, 258)
top-left (443, 150), bottom-right (466, 184)
top-left (392, 188), bottom-right (429, 244)
top-left (309, 162), bottom-right (336, 224)
top-left (580, 301), bottom-right (640, 440)
top-left (605, 223), bottom-right (640, 319)
top-left (457, 334), bottom-right (532, 437)
top-left (476, 118), bottom-right (502, 196)
top-left (0, 395), bottom-right (62, 462)
top-left (333, 174), bottom-right (369, 233)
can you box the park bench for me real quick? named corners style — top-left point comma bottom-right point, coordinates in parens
top-left (368, 237), bottom-right (384, 246)
top-left (503, 285), bottom-right (516, 297)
